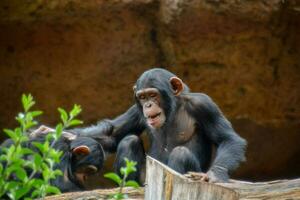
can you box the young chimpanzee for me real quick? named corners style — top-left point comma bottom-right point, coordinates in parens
top-left (73, 68), bottom-right (247, 183)
top-left (1, 126), bottom-right (105, 192)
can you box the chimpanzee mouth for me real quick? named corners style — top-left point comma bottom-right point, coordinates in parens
top-left (76, 165), bottom-right (98, 175)
top-left (147, 112), bottom-right (161, 119)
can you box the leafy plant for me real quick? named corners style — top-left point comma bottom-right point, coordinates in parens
top-left (0, 94), bottom-right (83, 200)
top-left (104, 158), bottom-right (140, 199)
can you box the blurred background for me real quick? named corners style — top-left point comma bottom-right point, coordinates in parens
top-left (0, 0), bottom-right (299, 187)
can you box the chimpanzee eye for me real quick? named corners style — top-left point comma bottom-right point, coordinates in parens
top-left (139, 95), bottom-right (146, 100)
top-left (149, 93), bottom-right (157, 98)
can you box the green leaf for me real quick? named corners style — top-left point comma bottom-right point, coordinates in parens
top-left (123, 158), bottom-right (137, 175)
top-left (25, 120), bottom-right (38, 130)
top-left (42, 167), bottom-right (50, 181)
top-left (125, 180), bottom-right (139, 188)
top-left (29, 179), bottom-right (44, 189)
top-left (46, 133), bottom-right (53, 142)
top-left (120, 167), bottom-right (126, 176)
top-left (70, 104), bottom-right (82, 118)
top-left (49, 149), bottom-right (61, 163)
top-left (15, 187), bottom-right (30, 200)
top-left (43, 140), bottom-right (50, 152)
top-left (53, 169), bottom-right (63, 177)
top-left (25, 112), bottom-right (33, 121)
top-left (112, 193), bottom-right (127, 199)
top-left (22, 94), bottom-right (28, 109)
top-left (6, 145), bottom-right (16, 156)
top-left (15, 168), bottom-right (28, 182)
top-left (6, 164), bottom-right (20, 175)
top-left (45, 185), bottom-right (61, 195)
top-left (19, 134), bottom-right (29, 143)
top-left (14, 127), bottom-right (22, 138)
top-left (24, 160), bottom-right (34, 170)
top-left (68, 119), bottom-right (83, 127)
top-left (45, 158), bottom-right (54, 169)
top-left (104, 173), bottom-right (122, 185)
top-left (127, 166), bottom-right (137, 175)
top-left (4, 129), bottom-right (17, 142)
top-left (22, 94), bottom-right (35, 112)
top-left (32, 142), bottom-right (44, 153)
top-left (31, 110), bottom-right (43, 117)
top-left (20, 147), bottom-right (33, 155)
top-left (33, 153), bottom-right (43, 171)
top-left (5, 181), bottom-right (20, 190)
top-left (55, 123), bottom-right (63, 139)
top-left (31, 189), bottom-right (40, 198)
top-left (7, 192), bottom-right (17, 200)
top-left (58, 108), bottom-right (68, 125)
top-left (0, 154), bottom-right (7, 162)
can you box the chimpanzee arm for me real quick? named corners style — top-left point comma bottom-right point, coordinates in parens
top-left (70, 105), bottom-right (146, 152)
top-left (189, 93), bottom-right (247, 182)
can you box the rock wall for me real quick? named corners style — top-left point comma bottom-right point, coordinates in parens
top-left (0, 0), bottom-right (299, 183)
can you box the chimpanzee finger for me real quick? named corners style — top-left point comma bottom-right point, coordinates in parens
top-left (200, 174), bottom-right (209, 182)
top-left (30, 125), bottom-right (54, 138)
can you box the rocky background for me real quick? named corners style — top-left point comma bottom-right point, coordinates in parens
top-left (0, 0), bottom-right (299, 187)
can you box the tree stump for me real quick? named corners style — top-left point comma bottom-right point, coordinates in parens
top-left (145, 156), bottom-right (300, 200)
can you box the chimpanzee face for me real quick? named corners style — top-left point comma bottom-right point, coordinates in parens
top-left (136, 88), bottom-right (166, 129)
top-left (70, 137), bottom-right (104, 186)
top-left (134, 76), bottom-right (185, 130)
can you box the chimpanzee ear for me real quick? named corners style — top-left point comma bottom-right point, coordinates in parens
top-left (170, 77), bottom-right (184, 96)
top-left (72, 145), bottom-right (90, 155)
top-left (133, 85), bottom-right (137, 92)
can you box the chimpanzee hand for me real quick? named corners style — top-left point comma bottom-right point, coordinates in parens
top-left (29, 125), bottom-right (54, 138)
top-left (185, 172), bottom-right (209, 182)
top-left (185, 172), bottom-right (208, 182)
top-left (30, 125), bottom-right (77, 140)
top-left (185, 171), bottom-right (221, 183)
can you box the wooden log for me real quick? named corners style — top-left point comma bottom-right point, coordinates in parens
top-left (44, 156), bottom-right (300, 200)
top-left (218, 179), bottom-right (300, 200)
top-left (44, 187), bottom-right (144, 200)
top-left (145, 156), bottom-right (300, 200)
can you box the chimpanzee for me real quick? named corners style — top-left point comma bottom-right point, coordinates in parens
top-left (73, 68), bottom-right (247, 183)
top-left (0, 126), bottom-right (105, 192)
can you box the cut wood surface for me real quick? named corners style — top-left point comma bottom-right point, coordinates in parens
top-left (45, 156), bottom-right (300, 200)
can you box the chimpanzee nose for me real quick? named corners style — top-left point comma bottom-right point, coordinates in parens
top-left (145, 102), bottom-right (152, 108)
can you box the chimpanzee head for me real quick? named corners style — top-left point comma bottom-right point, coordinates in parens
top-left (68, 136), bottom-right (105, 187)
top-left (133, 68), bottom-right (189, 129)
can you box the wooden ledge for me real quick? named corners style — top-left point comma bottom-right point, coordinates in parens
top-left (45, 156), bottom-right (300, 200)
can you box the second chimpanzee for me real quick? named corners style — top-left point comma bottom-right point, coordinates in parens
top-left (73, 68), bottom-right (247, 183)
top-left (1, 126), bottom-right (105, 192)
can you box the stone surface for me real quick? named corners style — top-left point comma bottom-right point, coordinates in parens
top-left (0, 0), bottom-right (299, 184)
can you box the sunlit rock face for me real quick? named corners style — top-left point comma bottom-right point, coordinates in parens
top-left (0, 0), bottom-right (299, 186)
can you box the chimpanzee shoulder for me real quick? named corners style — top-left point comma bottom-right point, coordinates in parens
top-left (181, 92), bottom-right (219, 111)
